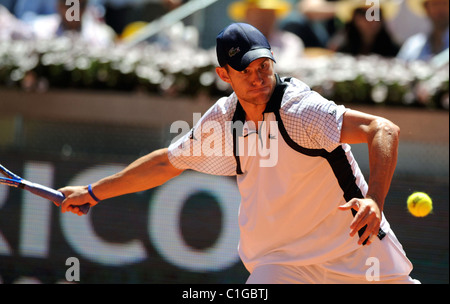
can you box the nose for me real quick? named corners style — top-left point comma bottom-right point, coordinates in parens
top-left (251, 70), bottom-right (264, 86)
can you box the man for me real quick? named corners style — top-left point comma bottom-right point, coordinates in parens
top-left (59, 23), bottom-right (418, 284)
top-left (398, 0), bottom-right (449, 61)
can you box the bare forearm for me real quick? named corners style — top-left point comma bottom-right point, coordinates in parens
top-left (90, 148), bottom-right (183, 201)
top-left (340, 110), bottom-right (400, 244)
top-left (365, 119), bottom-right (400, 211)
top-left (341, 110), bottom-right (400, 211)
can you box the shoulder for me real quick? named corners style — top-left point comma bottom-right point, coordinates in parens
top-left (279, 77), bottom-right (347, 150)
top-left (281, 77), bottom-right (339, 115)
top-left (282, 76), bottom-right (310, 92)
top-left (202, 93), bottom-right (238, 122)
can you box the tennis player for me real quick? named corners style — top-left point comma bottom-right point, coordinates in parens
top-left (59, 23), bottom-right (419, 284)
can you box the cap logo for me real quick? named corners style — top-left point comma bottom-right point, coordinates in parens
top-left (228, 47), bottom-right (241, 58)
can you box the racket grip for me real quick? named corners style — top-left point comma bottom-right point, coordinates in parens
top-left (22, 181), bottom-right (90, 214)
top-left (78, 203), bottom-right (91, 214)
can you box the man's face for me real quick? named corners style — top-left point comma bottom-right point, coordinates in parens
top-left (216, 58), bottom-right (276, 106)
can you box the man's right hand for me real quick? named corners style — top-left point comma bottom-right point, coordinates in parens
top-left (58, 186), bottom-right (99, 216)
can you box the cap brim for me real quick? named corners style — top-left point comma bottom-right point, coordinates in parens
top-left (230, 48), bottom-right (276, 71)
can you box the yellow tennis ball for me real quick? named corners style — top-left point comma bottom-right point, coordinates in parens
top-left (407, 192), bottom-right (433, 217)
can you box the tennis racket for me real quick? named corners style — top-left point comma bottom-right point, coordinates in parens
top-left (0, 163), bottom-right (90, 214)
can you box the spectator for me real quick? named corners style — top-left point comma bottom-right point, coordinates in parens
top-left (28, 0), bottom-right (116, 47)
top-left (397, 0), bottom-right (449, 62)
top-left (0, 4), bottom-right (34, 41)
top-left (0, 0), bottom-right (15, 12)
top-left (228, 0), bottom-right (305, 69)
top-left (328, 0), bottom-right (400, 57)
top-left (118, 0), bottom-right (198, 49)
top-left (282, 0), bottom-right (339, 48)
top-left (385, 0), bottom-right (430, 45)
top-left (13, 0), bottom-right (58, 21)
top-left (94, 0), bottom-right (142, 35)
top-left (95, 0), bottom-right (189, 36)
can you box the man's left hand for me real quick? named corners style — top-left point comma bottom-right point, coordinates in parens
top-left (339, 198), bottom-right (382, 245)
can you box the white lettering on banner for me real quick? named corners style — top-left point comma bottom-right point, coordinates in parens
top-left (149, 172), bottom-right (241, 272)
top-left (12, 277), bottom-right (42, 284)
top-left (0, 161), bottom-right (242, 274)
top-left (60, 164), bottom-right (148, 266)
top-left (0, 184), bottom-right (12, 255)
top-left (19, 162), bottom-right (53, 258)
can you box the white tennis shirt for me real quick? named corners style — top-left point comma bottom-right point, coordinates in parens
top-left (168, 76), bottom-right (391, 272)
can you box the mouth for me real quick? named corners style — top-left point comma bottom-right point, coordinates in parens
top-left (249, 86), bottom-right (271, 94)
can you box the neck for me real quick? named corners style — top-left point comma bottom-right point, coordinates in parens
top-left (240, 101), bottom-right (266, 127)
top-left (236, 74), bottom-right (278, 126)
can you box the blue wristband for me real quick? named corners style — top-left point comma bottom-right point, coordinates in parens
top-left (88, 184), bottom-right (101, 202)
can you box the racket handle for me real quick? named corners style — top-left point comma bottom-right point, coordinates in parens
top-left (77, 203), bottom-right (91, 214)
top-left (22, 181), bottom-right (90, 214)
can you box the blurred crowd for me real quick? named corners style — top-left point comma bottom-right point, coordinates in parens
top-left (0, 0), bottom-right (196, 48)
top-left (0, 0), bottom-right (448, 61)
top-left (0, 0), bottom-right (448, 108)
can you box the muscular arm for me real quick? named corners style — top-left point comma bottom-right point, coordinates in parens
top-left (338, 109), bottom-right (400, 244)
top-left (60, 148), bottom-right (184, 215)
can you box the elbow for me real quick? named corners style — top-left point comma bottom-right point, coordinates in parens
top-left (158, 149), bottom-right (184, 180)
top-left (385, 120), bottom-right (400, 139)
top-left (376, 118), bottom-right (400, 143)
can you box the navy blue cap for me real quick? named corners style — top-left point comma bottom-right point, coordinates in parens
top-left (216, 23), bottom-right (275, 72)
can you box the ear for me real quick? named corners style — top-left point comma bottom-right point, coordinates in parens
top-left (216, 66), bottom-right (231, 84)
